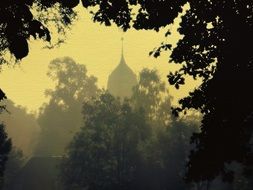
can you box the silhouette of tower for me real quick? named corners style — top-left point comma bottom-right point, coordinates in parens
top-left (107, 38), bottom-right (137, 98)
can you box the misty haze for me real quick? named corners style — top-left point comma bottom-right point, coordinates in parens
top-left (0, 1), bottom-right (253, 190)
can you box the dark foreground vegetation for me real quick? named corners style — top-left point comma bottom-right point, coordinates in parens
top-left (0, 0), bottom-right (253, 190)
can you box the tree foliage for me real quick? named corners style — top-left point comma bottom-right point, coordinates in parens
top-left (131, 69), bottom-right (172, 125)
top-left (60, 92), bottom-right (150, 190)
top-left (35, 57), bottom-right (98, 156)
top-left (0, 0), bottom-right (77, 63)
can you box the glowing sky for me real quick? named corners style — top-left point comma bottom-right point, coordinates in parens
top-left (0, 6), bottom-right (199, 112)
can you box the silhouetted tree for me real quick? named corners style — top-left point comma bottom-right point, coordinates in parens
top-left (0, 0), bottom-right (78, 106)
top-left (35, 57), bottom-right (98, 156)
top-left (60, 92), bottom-right (150, 190)
top-left (0, 0), bottom-right (78, 63)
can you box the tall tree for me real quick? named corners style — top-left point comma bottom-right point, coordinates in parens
top-left (60, 92), bottom-right (150, 190)
top-left (35, 57), bottom-right (98, 156)
top-left (131, 68), bottom-right (172, 126)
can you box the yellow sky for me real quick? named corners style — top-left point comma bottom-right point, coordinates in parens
top-left (0, 7), bottom-right (199, 112)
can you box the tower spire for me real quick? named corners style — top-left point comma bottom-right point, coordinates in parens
top-left (121, 37), bottom-right (124, 57)
top-left (120, 36), bottom-right (126, 65)
top-left (107, 36), bottom-right (137, 98)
